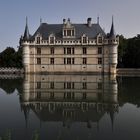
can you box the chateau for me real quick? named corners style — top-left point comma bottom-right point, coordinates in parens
top-left (20, 17), bottom-right (119, 74)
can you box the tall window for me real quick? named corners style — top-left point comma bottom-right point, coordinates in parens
top-left (98, 47), bottom-right (102, 54)
top-left (37, 37), bottom-right (40, 44)
top-left (72, 47), bottom-right (74, 54)
top-left (67, 58), bottom-right (71, 64)
top-left (37, 58), bottom-right (41, 64)
top-left (67, 30), bottom-right (71, 36)
top-left (50, 58), bottom-right (54, 64)
top-left (50, 47), bottom-right (54, 54)
top-left (98, 37), bottom-right (102, 43)
top-left (83, 47), bottom-right (87, 54)
top-left (72, 58), bottom-right (75, 64)
top-left (67, 48), bottom-right (71, 54)
top-left (50, 37), bottom-right (54, 44)
top-left (83, 37), bottom-right (87, 43)
top-left (72, 30), bottom-right (74, 36)
top-left (83, 58), bottom-right (87, 64)
top-left (64, 58), bottom-right (75, 64)
top-left (37, 48), bottom-right (41, 55)
top-left (64, 30), bottom-right (66, 36)
top-left (98, 58), bottom-right (102, 64)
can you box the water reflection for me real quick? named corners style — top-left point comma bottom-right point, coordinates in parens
top-left (0, 74), bottom-right (120, 140)
top-left (21, 75), bottom-right (118, 129)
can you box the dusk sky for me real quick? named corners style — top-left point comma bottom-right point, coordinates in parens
top-left (0, 0), bottom-right (140, 51)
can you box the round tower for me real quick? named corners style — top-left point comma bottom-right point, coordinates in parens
top-left (108, 16), bottom-right (119, 74)
top-left (21, 17), bottom-right (30, 73)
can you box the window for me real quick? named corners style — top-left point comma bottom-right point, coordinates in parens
top-left (72, 58), bottom-right (75, 64)
top-left (83, 47), bottom-right (87, 54)
top-left (72, 48), bottom-right (74, 54)
top-left (67, 30), bottom-right (71, 36)
top-left (64, 48), bottom-right (66, 54)
top-left (50, 37), bottom-right (54, 44)
top-left (37, 58), bottom-right (41, 64)
top-left (72, 30), bottom-right (74, 36)
top-left (83, 37), bottom-right (87, 43)
top-left (37, 37), bottom-right (40, 44)
top-left (98, 37), bottom-right (102, 43)
top-left (98, 47), bottom-right (102, 54)
top-left (64, 30), bottom-right (66, 36)
top-left (83, 58), bottom-right (87, 64)
top-left (67, 48), bottom-right (71, 54)
top-left (37, 48), bottom-right (41, 55)
top-left (50, 47), bottom-right (54, 54)
top-left (67, 58), bottom-right (71, 64)
top-left (98, 58), bottom-right (102, 64)
top-left (64, 58), bottom-right (66, 64)
top-left (50, 58), bottom-right (54, 64)
top-left (64, 58), bottom-right (74, 64)
top-left (82, 82), bottom-right (87, 89)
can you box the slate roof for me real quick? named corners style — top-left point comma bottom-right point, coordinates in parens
top-left (30, 23), bottom-right (106, 40)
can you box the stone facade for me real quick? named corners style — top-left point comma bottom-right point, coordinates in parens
top-left (20, 18), bottom-right (119, 74)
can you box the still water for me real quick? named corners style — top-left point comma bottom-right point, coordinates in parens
top-left (0, 74), bottom-right (140, 140)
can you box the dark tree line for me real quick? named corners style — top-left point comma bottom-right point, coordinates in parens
top-left (1, 35), bottom-right (140, 68)
top-left (0, 47), bottom-right (22, 68)
top-left (118, 35), bottom-right (140, 68)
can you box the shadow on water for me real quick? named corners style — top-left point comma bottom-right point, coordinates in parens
top-left (0, 74), bottom-right (140, 140)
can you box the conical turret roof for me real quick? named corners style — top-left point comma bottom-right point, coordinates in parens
top-left (23, 17), bottom-right (30, 41)
top-left (109, 16), bottom-right (116, 39)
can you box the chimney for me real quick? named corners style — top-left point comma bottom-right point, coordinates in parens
top-left (87, 18), bottom-right (92, 27)
top-left (63, 18), bottom-right (66, 24)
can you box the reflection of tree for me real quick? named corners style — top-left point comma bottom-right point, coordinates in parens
top-left (0, 78), bottom-right (23, 94)
top-left (118, 76), bottom-right (140, 107)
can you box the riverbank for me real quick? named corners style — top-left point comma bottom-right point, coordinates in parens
top-left (117, 68), bottom-right (140, 76)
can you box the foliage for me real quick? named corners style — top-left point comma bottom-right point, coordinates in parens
top-left (0, 47), bottom-right (22, 68)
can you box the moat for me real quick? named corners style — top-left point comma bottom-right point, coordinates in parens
top-left (0, 74), bottom-right (140, 140)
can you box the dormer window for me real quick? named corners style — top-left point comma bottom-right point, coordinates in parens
top-left (49, 34), bottom-right (55, 44)
top-left (83, 37), bottom-right (87, 43)
top-left (98, 37), bottom-right (103, 43)
top-left (82, 35), bottom-right (88, 44)
top-left (37, 37), bottom-right (40, 44)
top-left (97, 34), bottom-right (103, 44)
top-left (63, 29), bottom-right (75, 37)
top-left (50, 37), bottom-right (54, 44)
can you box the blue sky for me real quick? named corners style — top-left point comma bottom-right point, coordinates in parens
top-left (0, 0), bottom-right (140, 51)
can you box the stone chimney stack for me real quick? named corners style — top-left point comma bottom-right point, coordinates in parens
top-left (87, 18), bottom-right (92, 27)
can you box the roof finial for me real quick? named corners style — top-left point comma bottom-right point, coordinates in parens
top-left (40, 17), bottom-right (42, 25)
top-left (26, 16), bottom-right (28, 26)
top-left (97, 15), bottom-right (99, 24)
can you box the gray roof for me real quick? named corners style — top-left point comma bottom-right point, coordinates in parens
top-left (30, 23), bottom-right (106, 40)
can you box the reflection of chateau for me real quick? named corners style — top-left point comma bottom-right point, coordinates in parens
top-left (21, 74), bottom-right (118, 128)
